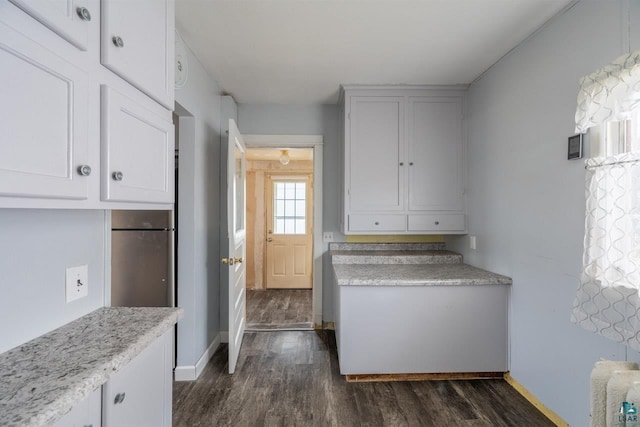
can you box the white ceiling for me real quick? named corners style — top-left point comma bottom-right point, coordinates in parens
top-left (176, 0), bottom-right (574, 105)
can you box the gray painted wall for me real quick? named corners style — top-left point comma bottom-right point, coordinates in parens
top-left (0, 209), bottom-right (105, 353)
top-left (174, 35), bottom-right (226, 367)
top-left (446, 1), bottom-right (640, 425)
top-left (237, 104), bottom-right (342, 322)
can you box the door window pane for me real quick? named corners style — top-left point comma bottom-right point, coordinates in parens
top-left (273, 180), bottom-right (306, 234)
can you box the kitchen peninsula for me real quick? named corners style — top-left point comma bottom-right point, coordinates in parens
top-left (331, 243), bottom-right (511, 378)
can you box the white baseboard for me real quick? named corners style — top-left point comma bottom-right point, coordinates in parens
top-left (220, 331), bottom-right (229, 343)
top-left (174, 333), bottom-right (221, 381)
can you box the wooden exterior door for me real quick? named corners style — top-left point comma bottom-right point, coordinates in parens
top-left (265, 175), bottom-right (313, 289)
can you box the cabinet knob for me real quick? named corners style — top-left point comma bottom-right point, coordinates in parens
top-left (409, 162), bottom-right (414, 166)
top-left (114, 392), bottom-right (126, 404)
top-left (77, 165), bottom-right (92, 176)
top-left (435, 221), bottom-right (440, 225)
top-left (76, 7), bottom-right (91, 21)
top-left (112, 36), bottom-right (124, 48)
top-left (374, 221), bottom-right (380, 225)
top-left (112, 171), bottom-right (124, 181)
top-left (399, 162), bottom-right (404, 166)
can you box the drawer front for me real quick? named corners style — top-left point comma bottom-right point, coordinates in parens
top-left (408, 214), bottom-right (465, 232)
top-left (349, 214), bottom-right (406, 232)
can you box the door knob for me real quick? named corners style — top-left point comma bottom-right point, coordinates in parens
top-left (266, 238), bottom-right (273, 242)
top-left (234, 257), bottom-right (243, 264)
top-left (221, 257), bottom-right (235, 265)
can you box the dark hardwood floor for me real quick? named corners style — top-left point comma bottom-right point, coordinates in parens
top-left (173, 331), bottom-right (555, 427)
top-left (246, 289), bottom-right (312, 329)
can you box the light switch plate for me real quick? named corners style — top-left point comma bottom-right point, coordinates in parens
top-left (323, 232), bottom-right (334, 242)
top-left (66, 265), bottom-right (88, 303)
top-left (469, 235), bottom-right (477, 250)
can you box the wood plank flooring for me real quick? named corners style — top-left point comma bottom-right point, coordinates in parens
top-left (173, 331), bottom-right (555, 427)
top-left (246, 289), bottom-right (312, 329)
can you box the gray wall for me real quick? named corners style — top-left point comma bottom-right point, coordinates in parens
top-left (0, 209), bottom-right (105, 353)
top-left (174, 35), bottom-right (226, 367)
top-left (238, 104), bottom-right (342, 321)
top-left (446, 1), bottom-right (640, 425)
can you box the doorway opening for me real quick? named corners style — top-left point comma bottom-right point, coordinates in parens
top-left (245, 147), bottom-right (314, 330)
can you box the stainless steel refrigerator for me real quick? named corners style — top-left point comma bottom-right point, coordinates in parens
top-left (111, 210), bottom-right (174, 307)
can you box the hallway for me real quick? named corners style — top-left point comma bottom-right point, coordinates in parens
top-left (246, 289), bottom-right (313, 329)
top-left (173, 331), bottom-right (554, 426)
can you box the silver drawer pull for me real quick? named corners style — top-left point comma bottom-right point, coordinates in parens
top-left (76, 7), bottom-right (91, 21)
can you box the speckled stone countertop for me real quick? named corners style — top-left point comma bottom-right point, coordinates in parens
top-left (334, 263), bottom-right (512, 286)
top-left (331, 250), bottom-right (462, 265)
top-left (0, 306), bottom-right (183, 427)
top-left (329, 242), bottom-right (445, 251)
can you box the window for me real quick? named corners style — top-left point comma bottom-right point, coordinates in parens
top-left (571, 50), bottom-right (640, 351)
top-left (273, 181), bottom-right (306, 235)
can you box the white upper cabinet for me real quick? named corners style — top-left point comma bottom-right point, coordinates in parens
top-left (348, 96), bottom-right (404, 212)
top-left (102, 86), bottom-right (174, 204)
top-left (0, 21), bottom-right (89, 200)
top-left (101, 0), bottom-right (174, 109)
top-left (408, 96), bottom-right (463, 212)
top-left (341, 86), bottom-right (466, 235)
top-left (9, 0), bottom-right (93, 51)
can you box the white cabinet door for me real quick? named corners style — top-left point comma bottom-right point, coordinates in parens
top-left (101, 0), bottom-right (174, 109)
top-left (408, 97), bottom-right (463, 212)
top-left (348, 96), bottom-right (404, 213)
top-left (0, 21), bottom-right (89, 200)
top-left (52, 387), bottom-right (102, 427)
top-left (101, 86), bottom-right (174, 204)
top-left (9, 0), bottom-right (93, 50)
top-left (102, 330), bottom-right (172, 427)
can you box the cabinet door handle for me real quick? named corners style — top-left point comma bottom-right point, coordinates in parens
top-left (112, 171), bottom-right (124, 181)
top-left (114, 392), bottom-right (126, 404)
top-left (112, 36), bottom-right (124, 48)
top-left (77, 165), bottom-right (92, 176)
top-left (76, 7), bottom-right (92, 21)
top-left (434, 221), bottom-right (440, 225)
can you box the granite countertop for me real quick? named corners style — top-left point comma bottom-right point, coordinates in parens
top-left (0, 306), bottom-right (183, 427)
top-left (333, 263), bottom-right (512, 286)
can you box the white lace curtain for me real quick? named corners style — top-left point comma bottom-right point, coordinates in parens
top-left (571, 51), bottom-right (640, 351)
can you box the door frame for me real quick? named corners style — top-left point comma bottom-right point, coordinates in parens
top-left (243, 134), bottom-right (323, 328)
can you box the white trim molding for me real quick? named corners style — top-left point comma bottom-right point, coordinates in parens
top-left (243, 134), bottom-right (324, 327)
top-left (174, 333), bottom-right (222, 381)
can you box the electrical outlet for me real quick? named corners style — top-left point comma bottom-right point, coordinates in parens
top-left (66, 265), bottom-right (88, 303)
top-left (469, 235), bottom-right (477, 250)
top-left (323, 232), bottom-right (334, 242)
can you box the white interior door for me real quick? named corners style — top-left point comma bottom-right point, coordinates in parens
top-left (226, 119), bottom-right (247, 374)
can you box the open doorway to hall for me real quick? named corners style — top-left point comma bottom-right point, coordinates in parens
top-left (245, 147), bottom-right (314, 330)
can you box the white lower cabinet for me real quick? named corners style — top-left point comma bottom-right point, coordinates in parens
top-left (52, 387), bottom-right (102, 427)
top-left (102, 330), bottom-right (173, 427)
top-left (101, 86), bottom-right (174, 204)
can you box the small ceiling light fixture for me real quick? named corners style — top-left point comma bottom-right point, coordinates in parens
top-left (279, 149), bottom-right (290, 165)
